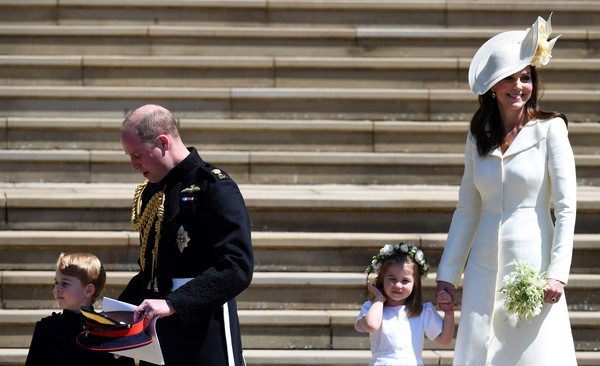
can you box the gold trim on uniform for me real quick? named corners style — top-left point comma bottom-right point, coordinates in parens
top-left (130, 181), bottom-right (165, 292)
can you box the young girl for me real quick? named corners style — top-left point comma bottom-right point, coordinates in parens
top-left (355, 243), bottom-right (454, 366)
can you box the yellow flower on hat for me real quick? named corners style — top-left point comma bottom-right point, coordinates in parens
top-left (530, 15), bottom-right (560, 68)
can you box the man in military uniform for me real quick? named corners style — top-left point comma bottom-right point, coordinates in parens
top-left (119, 104), bottom-right (253, 365)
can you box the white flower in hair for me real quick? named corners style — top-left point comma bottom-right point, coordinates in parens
top-left (400, 243), bottom-right (409, 252)
top-left (371, 259), bottom-right (380, 271)
top-left (415, 250), bottom-right (424, 263)
top-left (384, 243), bottom-right (394, 255)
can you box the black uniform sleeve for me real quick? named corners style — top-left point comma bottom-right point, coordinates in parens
top-left (165, 178), bottom-right (254, 325)
top-left (25, 321), bottom-right (46, 366)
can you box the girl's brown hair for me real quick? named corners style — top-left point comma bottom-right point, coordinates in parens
top-left (370, 252), bottom-right (423, 318)
top-left (57, 253), bottom-right (106, 305)
top-left (470, 66), bottom-right (568, 157)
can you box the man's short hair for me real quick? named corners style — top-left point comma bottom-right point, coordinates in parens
top-left (123, 106), bottom-right (180, 145)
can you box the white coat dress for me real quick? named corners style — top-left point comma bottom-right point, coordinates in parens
top-left (436, 117), bottom-right (577, 366)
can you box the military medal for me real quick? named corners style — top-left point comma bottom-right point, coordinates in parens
top-left (176, 225), bottom-right (190, 253)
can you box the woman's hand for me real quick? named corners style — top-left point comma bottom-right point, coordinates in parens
top-left (436, 281), bottom-right (456, 313)
top-left (544, 278), bottom-right (565, 304)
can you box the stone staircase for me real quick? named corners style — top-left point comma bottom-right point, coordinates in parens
top-left (1, 1), bottom-right (599, 365)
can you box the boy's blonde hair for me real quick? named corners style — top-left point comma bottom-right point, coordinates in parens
top-left (56, 253), bottom-right (106, 305)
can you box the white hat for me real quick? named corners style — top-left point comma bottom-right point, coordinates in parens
top-left (468, 14), bottom-right (560, 95)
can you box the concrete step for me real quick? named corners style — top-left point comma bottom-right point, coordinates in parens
top-left (1, 86), bottom-right (599, 122)
top-left (2, 348), bottom-right (600, 366)
top-left (0, 24), bottom-right (596, 59)
top-left (2, 55), bottom-right (600, 91)
top-left (1, 231), bottom-right (600, 274)
top-left (1, 308), bottom-right (598, 351)
top-left (1, 183), bottom-right (600, 234)
top-left (2, 0), bottom-right (600, 29)
top-left (3, 117), bottom-right (599, 155)
top-left (1, 271), bottom-right (598, 311)
top-left (2, 149), bottom-right (600, 186)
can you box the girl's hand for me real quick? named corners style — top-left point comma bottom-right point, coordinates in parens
top-left (544, 278), bottom-right (564, 304)
top-left (436, 290), bottom-right (457, 314)
top-left (367, 280), bottom-right (386, 303)
top-left (436, 281), bottom-right (457, 313)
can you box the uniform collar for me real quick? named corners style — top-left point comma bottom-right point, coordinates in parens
top-left (158, 147), bottom-right (202, 189)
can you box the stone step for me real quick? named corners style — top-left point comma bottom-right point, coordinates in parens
top-left (2, 348), bottom-right (600, 366)
top-left (4, 118), bottom-right (599, 155)
top-left (2, 0), bottom-right (600, 29)
top-left (1, 117), bottom-right (469, 153)
top-left (0, 24), bottom-right (596, 59)
top-left (2, 55), bottom-right (600, 91)
top-left (1, 271), bottom-right (598, 311)
top-left (1, 86), bottom-right (599, 122)
top-left (1, 183), bottom-right (600, 234)
top-left (0, 308), bottom-right (598, 351)
top-left (2, 149), bottom-right (600, 186)
top-left (1, 231), bottom-right (599, 274)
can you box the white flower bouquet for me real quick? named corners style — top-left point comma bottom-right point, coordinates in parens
top-left (498, 261), bottom-right (548, 323)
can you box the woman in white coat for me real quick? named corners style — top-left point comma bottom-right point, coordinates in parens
top-left (435, 15), bottom-right (578, 366)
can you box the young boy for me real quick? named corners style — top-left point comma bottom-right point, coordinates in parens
top-left (26, 253), bottom-right (134, 366)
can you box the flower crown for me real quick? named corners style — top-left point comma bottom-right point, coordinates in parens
top-left (366, 242), bottom-right (430, 278)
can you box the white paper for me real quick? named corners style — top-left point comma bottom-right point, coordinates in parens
top-left (101, 297), bottom-right (165, 365)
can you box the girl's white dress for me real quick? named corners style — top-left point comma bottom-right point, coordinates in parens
top-left (355, 301), bottom-right (443, 366)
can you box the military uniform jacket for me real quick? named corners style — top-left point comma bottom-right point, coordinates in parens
top-left (119, 148), bottom-right (254, 366)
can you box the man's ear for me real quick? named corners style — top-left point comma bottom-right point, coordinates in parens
top-left (84, 283), bottom-right (96, 299)
top-left (157, 134), bottom-right (169, 151)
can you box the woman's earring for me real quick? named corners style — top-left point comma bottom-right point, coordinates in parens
top-left (491, 90), bottom-right (496, 98)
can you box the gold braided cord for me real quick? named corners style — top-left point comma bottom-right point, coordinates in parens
top-left (130, 181), bottom-right (165, 282)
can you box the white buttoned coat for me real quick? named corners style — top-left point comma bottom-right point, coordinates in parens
top-left (436, 117), bottom-right (577, 366)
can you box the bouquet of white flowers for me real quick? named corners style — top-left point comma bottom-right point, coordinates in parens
top-left (498, 261), bottom-right (548, 324)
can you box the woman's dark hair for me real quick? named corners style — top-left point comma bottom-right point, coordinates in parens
top-left (371, 252), bottom-right (423, 318)
top-left (470, 66), bottom-right (568, 157)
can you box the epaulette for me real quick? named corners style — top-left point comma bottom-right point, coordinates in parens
top-left (210, 168), bottom-right (229, 180)
top-left (196, 162), bottom-right (230, 183)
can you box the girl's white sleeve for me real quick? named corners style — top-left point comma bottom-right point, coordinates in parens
top-left (422, 302), bottom-right (444, 340)
top-left (355, 301), bottom-right (373, 332)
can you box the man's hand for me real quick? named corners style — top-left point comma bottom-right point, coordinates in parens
top-left (133, 299), bottom-right (176, 322)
